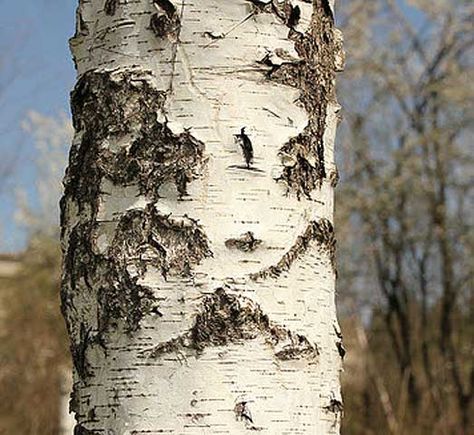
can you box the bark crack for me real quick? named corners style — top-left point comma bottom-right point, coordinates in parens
top-left (165, 0), bottom-right (186, 92)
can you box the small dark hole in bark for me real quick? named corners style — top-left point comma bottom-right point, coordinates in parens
top-left (225, 232), bottom-right (263, 252)
top-left (234, 127), bottom-right (254, 169)
top-left (150, 13), bottom-right (171, 38)
top-left (104, 0), bottom-right (118, 16)
top-left (323, 398), bottom-right (344, 414)
top-left (336, 341), bottom-right (346, 359)
top-left (153, 0), bottom-right (177, 18)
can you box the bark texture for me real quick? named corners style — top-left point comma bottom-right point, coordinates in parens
top-left (62, 0), bottom-right (344, 433)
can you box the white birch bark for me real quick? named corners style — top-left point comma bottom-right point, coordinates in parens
top-left (61, 0), bottom-right (344, 433)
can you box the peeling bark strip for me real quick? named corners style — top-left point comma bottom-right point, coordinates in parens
top-left (147, 288), bottom-right (319, 361)
top-left (266, 0), bottom-right (337, 198)
top-left (334, 325), bottom-right (346, 359)
top-left (251, 218), bottom-right (336, 280)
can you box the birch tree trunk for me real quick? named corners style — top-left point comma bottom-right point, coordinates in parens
top-left (61, 0), bottom-right (344, 433)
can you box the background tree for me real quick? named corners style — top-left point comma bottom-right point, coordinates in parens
top-left (61, 0), bottom-right (344, 433)
top-left (337, 1), bottom-right (473, 433)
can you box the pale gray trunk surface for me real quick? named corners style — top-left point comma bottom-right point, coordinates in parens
top-left (61, 0), bottom-right (344, 433)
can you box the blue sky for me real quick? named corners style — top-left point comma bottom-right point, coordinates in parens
top-left (0, 0), bottom-right (76, 251)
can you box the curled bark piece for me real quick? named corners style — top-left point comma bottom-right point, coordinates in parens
top-left (328, 168), bottom-right (339, 187)
top-left (336, 341), bottom-right (346, 359)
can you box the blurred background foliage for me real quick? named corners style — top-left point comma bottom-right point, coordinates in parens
top-left (337, 0), bottom-right (473, 433)
top-left (0, 0), bottom-right (472, 434)
top-left (0, 237), bottom-right (68, 435)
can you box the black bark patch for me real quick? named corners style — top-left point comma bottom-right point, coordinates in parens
top-left (150, 13), bottom-right (173, 38)
top-left (323, 397), bottom-right (344, 427)
top-left (275, 333), bottom-right (318, 360)
top-left (191, 289), bottom-right (270, 348)
top-left (323, 396), bottom-right (344, 428)
top-left (321, 0), bottom-right (334, 19)
top-left (74, 424), bottom-right (100, 435)
top-left (150, 0), bottom-right (180, 39)
top-left (146, 288), bottom-right (319, 361)
top-left (109, 124), bottom-right (205, 199)
top-left (270, 0), bottom-right (298, 25)
top-left (323, 398), bottom-right (344, 414)
top-left (77, 12), bottom-right (89, 36)
top-left (287, 4), bottom-right (301, 28)
top-left (61, 71), bottom-right (210, 389)
top-left (234, 401), bottom-right (254, 424)
top-left (234, 400), bottom-right (263, 430)
top-left (203, 31), bottom-right (224, 40)
top-left (234, 127), bottom-right (254, 169)
top-left (266, 1), bottom-right (337, 198)
top-left (328, 167), bottom-right (339, 188)
top-left (250, 218), bottom-right (336, 280)
top-left (108, 204), bottom-right (212, 279)
top-left (278, 134), bottom-right (326, 199)
top-left (336, 341), bottom-right (346, 359)
top-left (68, 71), bottom-right (205, 203)
top-left (70, 323), bottom-right (93, 379)
top-left (225, 232), bottom-right (263, 252)
top-left (153, 0), bottom-right (177, 18)
top-left (62, 205), bottom-right (212, 371)
top-left (104, 0), bottom-right (118, 16)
